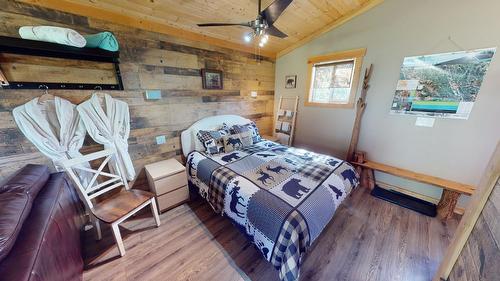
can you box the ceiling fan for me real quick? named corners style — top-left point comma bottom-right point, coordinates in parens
top-left (197, 0), bottom-right (293, 47)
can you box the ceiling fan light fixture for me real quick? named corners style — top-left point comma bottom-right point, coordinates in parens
top-left (244, 33), bottom-right (253, 43)
top-left (198, 0), bottom-right (293, 50)
top-left (261, 34), bottom-right (269, 44)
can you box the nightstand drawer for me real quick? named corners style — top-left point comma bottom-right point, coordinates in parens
top-left (157, 186), bottom-right (189, 211)
top-left (153, 172), bottom-right (187, 195)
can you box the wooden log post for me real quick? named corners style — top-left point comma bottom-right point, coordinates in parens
top-left (346, 64), bottom-right (373, 162)
top-left (345, 64), bottom-right (373, 190)
top-left (437, 190), bottom-right (460, 220)
top-left (354, 151), bottom-right (376, 190)
top-left (366, 168), bottom-right (376, 190)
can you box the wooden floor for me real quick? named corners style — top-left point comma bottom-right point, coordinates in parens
top-left (83, 187), bottom-right (459, 281)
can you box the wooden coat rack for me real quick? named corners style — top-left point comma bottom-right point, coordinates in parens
top-left (0, 35), bottom-right (123, 90)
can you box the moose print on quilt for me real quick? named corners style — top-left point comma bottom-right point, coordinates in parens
top-left (223, 177), bottom-right (259, 225)
top-left (186, 140), bottom-right (359, 281)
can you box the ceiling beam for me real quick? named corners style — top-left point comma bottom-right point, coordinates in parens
top-left (276, 0), bottom-right (384, 58)
top-left (18, 0), bottom-right (276, 58)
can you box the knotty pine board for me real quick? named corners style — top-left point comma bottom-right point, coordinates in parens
top-left (448, 178), bottom-right (500, 281)
top-left (0, 1), bottom-right (275, 188)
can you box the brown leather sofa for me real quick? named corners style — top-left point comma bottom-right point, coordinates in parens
top-left (0, 164), bottom-right (85, 281)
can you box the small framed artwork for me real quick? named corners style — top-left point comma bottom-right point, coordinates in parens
top-left (201, 69), bottom-right (223, 89)
top-left (285, 75), bottom-right (297, 88)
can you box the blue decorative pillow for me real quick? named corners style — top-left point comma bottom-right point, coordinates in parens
top-left (223, 131), bottom-right (253, 153)
top-left (220, 123), bottom-right (231, 132)
top-left (196, 126), bottom-right (230, 155)
top-left (230, 121), bottom-right (261, 143)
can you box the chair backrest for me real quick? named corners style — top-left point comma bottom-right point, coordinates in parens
top-left (61, 148), bottom-right (128, 209)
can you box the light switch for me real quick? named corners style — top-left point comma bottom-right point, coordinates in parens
top-left (251, 91), bottom-right (258, 98)
top-left (156, 135), bottom-right (166, 145)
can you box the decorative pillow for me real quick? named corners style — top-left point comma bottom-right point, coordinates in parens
top-left (220, 123), bottom-right (231, 132)
top-left (196, 126), bottom-right (230, 155)
top-left (230, 121), bottom-right (262, 143)
top-left (223, 131), bottom-right (253, 153)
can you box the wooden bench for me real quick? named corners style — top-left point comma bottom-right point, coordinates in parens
top-left (351, 160), bottom-right (475, 219)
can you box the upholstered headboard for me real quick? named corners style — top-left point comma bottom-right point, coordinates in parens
top-left (180, 115), bottom-right (252, 157)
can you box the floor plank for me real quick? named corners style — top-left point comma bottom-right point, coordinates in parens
top-left (83, 187), bottom-right (459, 281)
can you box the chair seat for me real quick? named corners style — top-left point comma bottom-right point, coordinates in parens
top-left (92, 189), bottom-right (154, 223)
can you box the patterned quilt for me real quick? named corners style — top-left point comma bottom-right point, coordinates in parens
top-left (186, 140), bottom-right (359, 281)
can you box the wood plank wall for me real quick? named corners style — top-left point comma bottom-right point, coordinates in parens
top-left (0, 1), bottom-right (275, 187)
top-left (448, 178), bottom-right (500, 280)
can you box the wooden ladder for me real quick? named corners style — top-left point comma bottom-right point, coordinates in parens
top-left (274, 95), bottom-right (299, 146)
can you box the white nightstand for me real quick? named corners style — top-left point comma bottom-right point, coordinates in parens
top-left (145, 158), bottom-right (189, 212)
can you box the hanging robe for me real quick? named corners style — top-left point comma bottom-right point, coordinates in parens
top-left (13, 96), bottom-right (92, 185)
top-left (76, 93), bottom-right (135, 181)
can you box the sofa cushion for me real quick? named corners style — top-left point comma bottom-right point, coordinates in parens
top-left (0, 164), bottom-right (49, 263)
top-left (0, 172), bottom-right (84, 281)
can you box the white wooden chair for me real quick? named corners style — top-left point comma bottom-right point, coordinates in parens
top-left (61, 148), bottom-right (160, 256)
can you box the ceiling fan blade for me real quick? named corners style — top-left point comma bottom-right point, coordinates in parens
top-left (197, 22), bottom-right (251, 27)
top-left (266, 25), bottom-right (288, 38)
top-left (261, 0), bottom-right (293, 25)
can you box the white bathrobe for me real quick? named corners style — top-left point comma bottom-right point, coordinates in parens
top-left (77, 93), bottom-right (135, 181)
top-left (13, 96), bottom-right (92, 185)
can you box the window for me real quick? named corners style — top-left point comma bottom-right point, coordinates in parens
top-left (305, 48), bottom-right (366, 108)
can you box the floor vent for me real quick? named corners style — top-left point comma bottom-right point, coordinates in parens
top-left (370, 185), bottom-right (437, 217)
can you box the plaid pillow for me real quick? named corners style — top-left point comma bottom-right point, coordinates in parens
top-left (230, 121), bottom-right (262, 143)
top-left (220, 123), bottom-right (231, 132)
top-left (196, 126), bottom-right (229, 155)
top-left (223, 131), bottom-right (253, 153)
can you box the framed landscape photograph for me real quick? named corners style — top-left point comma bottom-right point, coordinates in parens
top-left (285, 75), bottom-right (297, 88)
top-left (390, 48), bottom-right (496, 119)
top-left (201, 69), bottom-right (223, 89)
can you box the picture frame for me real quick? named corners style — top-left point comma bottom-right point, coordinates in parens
top-left (390, 48), bottom-right (496, 119)
top-left (285, 75), bottom-right (297, 89)
top-left (201, 69), bottom-right (223, 89)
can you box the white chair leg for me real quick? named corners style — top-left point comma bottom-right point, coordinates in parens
top-left (90, 214), bottom-right (102, 240)
top-left (111, 223), bottom-right (126, 257)
top-left (150, 199), bottom-right (161, 227)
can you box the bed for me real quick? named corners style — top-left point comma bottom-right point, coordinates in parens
top-left (181, 115), bottom-right (359, 281)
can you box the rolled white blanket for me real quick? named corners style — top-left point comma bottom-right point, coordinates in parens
top-left (19, 26), bottom-right (86, 48)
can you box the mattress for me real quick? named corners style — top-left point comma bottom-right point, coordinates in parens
top-left (186, 140), bottom-right (359, 281)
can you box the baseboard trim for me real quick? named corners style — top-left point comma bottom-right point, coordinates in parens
top-left (376, 181), bottom-right (465, 215)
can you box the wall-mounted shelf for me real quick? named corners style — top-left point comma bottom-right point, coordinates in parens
top-left (0, 36), bottom-right (123, 90)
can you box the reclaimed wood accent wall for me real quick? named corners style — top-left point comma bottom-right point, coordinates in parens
top-left (0, 1), bottom-right (275, 187)
top-left (448, 178), bottom-right (500, 280)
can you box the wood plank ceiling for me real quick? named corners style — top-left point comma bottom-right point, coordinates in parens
top-left (19, 0), bottom-right (383, 58)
